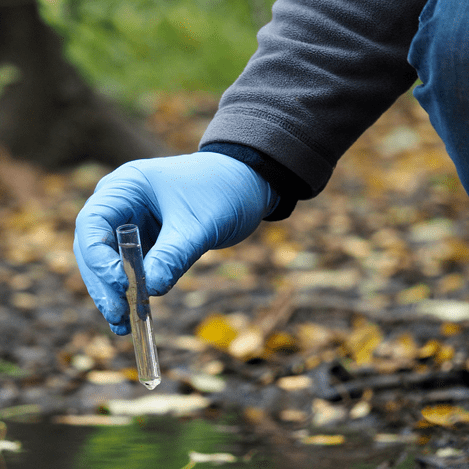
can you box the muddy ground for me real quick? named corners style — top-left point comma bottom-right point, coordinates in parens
top-left (1, 95), bottom-right (469, 468)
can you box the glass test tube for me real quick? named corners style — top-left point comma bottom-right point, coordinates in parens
top-left (117, 224), bottom-right (161, 390)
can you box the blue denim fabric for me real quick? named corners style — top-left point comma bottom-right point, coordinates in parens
top-left (409, 0), bottom-right (469, 192)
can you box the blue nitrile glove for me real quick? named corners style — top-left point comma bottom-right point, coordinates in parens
top-left (74, 152), bottom-right (279, 335)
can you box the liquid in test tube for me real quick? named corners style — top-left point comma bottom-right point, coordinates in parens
top-left (117, 224), bottom-right (161, 390)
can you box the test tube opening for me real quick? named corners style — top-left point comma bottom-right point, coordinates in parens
top-left (116, 224), bottom-right (140, 246)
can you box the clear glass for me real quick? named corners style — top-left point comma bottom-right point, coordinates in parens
top-left (117, 224), bottom-right (161, 390)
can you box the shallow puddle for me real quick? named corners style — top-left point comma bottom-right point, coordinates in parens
top-left (2, 415), bottom-right (418, 469)
top-left (2, 416), bottom-right (273, 469)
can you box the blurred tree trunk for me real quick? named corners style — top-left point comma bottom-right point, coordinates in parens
top-left (0, 0), bottom-right (170, 169)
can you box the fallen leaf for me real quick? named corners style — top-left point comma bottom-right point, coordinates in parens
top-left (302, 435), bottom-right (345, 445)
top-left (289, 269), bottom-right (361, 291)
top-left (121, 368), bottom-right (139, 382)
top-left (410, 218), bottom-right (455, 243)
top-left (349, 401), bottom-right (371, 419)
top-left (10, 292), bottom-right (37, 311)
top-left (52, 415), bottom-right (132, 426)
top-left (272, 242), bottom-right (301, 267)
top-left (0, 440), bottom-right (21, 453)
top-left (87, 370), bottom-right (126, 385)
top-left (70, 354), bottom-right (95, 372)
top-left (434, 344), bottom-right (455, 364)
top-left (84, 336), bottom-right (116, 362)
top-left (227, 327), bottom-right (263, 359)
top-left (374, 434), bottom-right (418, 444)
top-left (188, 451), bottom-right (237, 464)
top-left (440, 322), bottom-right (462, 337)
top-left (276, 375), bottom-right (312, 391)
top-left (188, 374), bottom-right (226, 393)
top-left (107, 394), bottom-right (210, 416)
top-left (396, 284), bottom-right (431, 305)
top-left (416, 300), bottom-right (469, 322)
top-left (418, 339), bottom-right (441, 360)
top-left (279, 409), bottom-right (307, 422)
top-left (261, 225), bottom-right (290, 246)
top-left (341, 236), bottom-right (371, 259)
top-left (421, 404), bottom-right (469, 427)
top-left (296, 322), bottom-right (336, 352)
top-left (265, 331), bottom-right (297, 354)
top-left (435, 448), bottom-right (464, 458)
top-left (341, 317), bottom-right (383, 365)
top-left (376, 332), bottom-right (418, 361)
top-left (438, 273), bottom-right (465, 296)
top-left (196, 314), bottom-right (238, 350)
top-left (312, 399), bottom-right (347, 426)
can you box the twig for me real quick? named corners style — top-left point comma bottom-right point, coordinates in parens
top-left (317, 367), bottom-right (469, 401)
top-left (252, 285), bottom-right (296, 337)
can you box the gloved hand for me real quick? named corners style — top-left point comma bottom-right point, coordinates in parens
top-left (74, 152), bottom-right (278, 335)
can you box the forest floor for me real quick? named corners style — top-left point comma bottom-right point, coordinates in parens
top-left (1, 94), bottom-right (469, 468)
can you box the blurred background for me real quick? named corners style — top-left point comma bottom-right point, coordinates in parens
top-left (0, 0), bottom-right (274, 167)
top-left (2, 1), bottom-right (469, 468)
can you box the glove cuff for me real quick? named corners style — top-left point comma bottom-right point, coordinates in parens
top-left (199, 143), bottom-right (310, 221)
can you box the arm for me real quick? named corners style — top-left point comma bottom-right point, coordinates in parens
top-left (201, 0), bottom-right (427, 217)
top-left (75, 0), bottom-right (427, 334)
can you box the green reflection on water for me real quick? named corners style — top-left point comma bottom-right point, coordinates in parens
top-left (3, 416), bottom-right (272, 469)
top-left (3, 416), bottom-right (419, 469)
top-left (74, 417), bottom-right (251, 469)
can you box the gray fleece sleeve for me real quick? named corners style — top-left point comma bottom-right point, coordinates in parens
top-left (200, 0), bottom-right (427, 197)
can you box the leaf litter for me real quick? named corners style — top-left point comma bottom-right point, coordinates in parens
top-left (1, 95), bottom-right (469, 466)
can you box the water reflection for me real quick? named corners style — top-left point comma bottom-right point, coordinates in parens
top-left (2, 416), bottom-right (273, 469)
top-left (2, 415), bottom-right (418, 469)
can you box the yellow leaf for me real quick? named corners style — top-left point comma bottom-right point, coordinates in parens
top-left (435, 344), bottom-right (455, 364)
top-left (272, 242), bottom-right (300, 267)
top-left (415, 418), bottom-right (435, 429)
top-left (342, 317), bottom-right (383, 365)
top-left (397, 284), bottom-right (431, 305)
top-left (302, 435), bottom-right (345, 445)
top-left (122, 368), bottom-right (139, 382)
top-left (441, 322), bottom-right (461, 337)
top-left (261, 225), bottom-right (290, 246)
top-left (418, 339), bottom-right (440, 359)
top-left (265, 331), bottom-right (296, 353)
top-left (421, 404), bottom-right (469, 427)
top-left (243, 407), bottom-right (267, 425)
top-left (196, 314), bottom-right (238, 350)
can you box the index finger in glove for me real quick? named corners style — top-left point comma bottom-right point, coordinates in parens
top-left (75, 165), bottom-right (160, 287)
top-left (73, 234), bottom-right (130, 334)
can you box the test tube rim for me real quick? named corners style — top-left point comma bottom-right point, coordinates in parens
top-left (117, 224), bottom-right (140, 245)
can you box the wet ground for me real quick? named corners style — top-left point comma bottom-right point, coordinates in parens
top-left (1, 96), bottom-right (469, 467)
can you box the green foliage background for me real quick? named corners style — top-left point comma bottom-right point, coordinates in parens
top-left (38, 0), bottom-right (275, 111)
